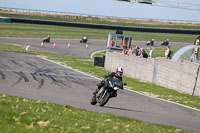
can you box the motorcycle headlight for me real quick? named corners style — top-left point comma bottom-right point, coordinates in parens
top-left (113, 87), bottom-right (119, 90)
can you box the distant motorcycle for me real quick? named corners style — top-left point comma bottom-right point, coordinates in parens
top-left (146, 39), bottom-right (154, 46)
top-left (161, 40), bottom-right (169, 46)
top-left (80, 36), bottom-right (88, 43)
top-left (43, 35), bottom-right (50, 43)
top-left (90, 76), bottom-right (126, 107)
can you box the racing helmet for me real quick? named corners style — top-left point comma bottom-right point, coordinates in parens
top-left (116, 67), bottom-right (123, 77)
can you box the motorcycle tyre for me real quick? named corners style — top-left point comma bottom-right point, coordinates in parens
top-left (99, 92), bottom-right (110, 107)
top-left (90, 95), bottom-right (97, 105)
top-left (43, 40), bottom-right (50, 43)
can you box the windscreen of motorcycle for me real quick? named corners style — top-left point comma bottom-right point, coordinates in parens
top-left (111, 77), bottom-right (121, 87)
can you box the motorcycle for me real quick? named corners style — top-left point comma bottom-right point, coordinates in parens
top-left (90, 76), bottom-right (126, 107)
top-left (80, 37), bottom-right (88, 43)
top-left (43, 36), bottom-right (50, 43)
top-left (146, 40), bottom-right (154, 46)
top-left (161, 41), bottom-right (169, 46)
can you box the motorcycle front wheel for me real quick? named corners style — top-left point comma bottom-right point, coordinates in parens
top-left (99, 91), bottom-right (110, 107)
top-left (90, 95), bottom-right (97, 105)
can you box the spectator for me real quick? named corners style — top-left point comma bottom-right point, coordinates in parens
top-left (138, 48), bottom-right (142, 56)
top-left (111, 39), bottom-right (114, 47)
top-left (122, 45), bottom-right (128, 55)
top-left (140, 48), bottom-right (148, 58)
top-left (190, 53), bottom-right (200, 64)
top-left (127, 47), bottom-right (134, 56)
top-left (165, 46), bottom-right (173, 59)
top-left (135, 46), bottom-right (140, 56)
top-left (149, 48), bottom-right (153, 58)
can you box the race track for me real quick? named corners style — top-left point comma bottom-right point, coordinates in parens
top-left (0, 37), bottom-right (191, 58)
top-left (0, 37), bottom-right (200, 132)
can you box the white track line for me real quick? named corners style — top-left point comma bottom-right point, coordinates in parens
top-left (25, 45), bottom-right (30, 51)
top-left (90, 50), bottom-right (107, 59)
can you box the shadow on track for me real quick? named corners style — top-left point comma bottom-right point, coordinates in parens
top-left (103, 105), bottom-right (152, 114)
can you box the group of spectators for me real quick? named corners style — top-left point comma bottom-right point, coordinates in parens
top-left (123, 46), bottom-right (173, 59)
top-left (123, 46), bottom-right (152, 58)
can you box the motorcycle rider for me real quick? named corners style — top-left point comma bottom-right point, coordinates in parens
top-left (43, 35), bottom-right (50, 43)
top-left (161, 39), bottom-right (169, 46)
top-left (150, 39), bottom-right (154, 46)
top-left (80, 36), bottom-right (88, 43)
top-left (164, 39), bottom-right (169, 45)
top-left (146, 39), bottom-right (154, 46)
top-left (92, 67), bottom-right (124, 99)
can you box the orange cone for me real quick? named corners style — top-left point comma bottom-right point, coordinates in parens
top-left (53, 43), bottom-right (56, 48)
top-left (68, 43), bottom-right (70, 48)
top-left (85, 44), bottom-right (88, 49)
top-left (41, 42), bottom-right (44, 47)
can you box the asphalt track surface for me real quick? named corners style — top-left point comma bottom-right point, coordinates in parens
top-left (0, 37), bottom-right (191, 58)
top-left (0, 37), bottom-right (200, 132)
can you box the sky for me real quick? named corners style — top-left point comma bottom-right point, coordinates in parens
top-left (0, 0), bottom-right (200, 22)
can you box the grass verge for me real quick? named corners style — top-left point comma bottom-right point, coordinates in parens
top-left (0, 22), bottom-right (198, 43)
top-left (0, 94), bottom-right (188, 133)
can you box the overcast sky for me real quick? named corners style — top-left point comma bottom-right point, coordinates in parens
top-left (0, 0), bottom-right (200, 22)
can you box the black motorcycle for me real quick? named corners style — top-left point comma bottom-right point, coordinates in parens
top-left (146, 40), bottom-right (154, 46)
top-left (43, 36), bottom-right (50, 43)
top-left (161, 41), bottom-right (169, 46)
top-left (80, 37), bottom-right (88, 43)
top-left (90, 76), bottom-right (126, 107)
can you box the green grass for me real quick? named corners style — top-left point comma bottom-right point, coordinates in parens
top-left (0, 22), bottom-right (198, 43)
top-left (0, 94), bottom-right (187, 133)
top-left (92, 51), bottom-right (106, 59)
top-left (0, 22), bottom-right (112, 39)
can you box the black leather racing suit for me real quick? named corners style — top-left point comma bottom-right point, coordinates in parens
top-left (94, 72), bottom-right (123, 97)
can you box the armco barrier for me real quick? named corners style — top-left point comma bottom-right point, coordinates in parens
top-left (11, 18), bottom-right (200, 35)
top-left (105, 52), bottom-right (200, 96)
